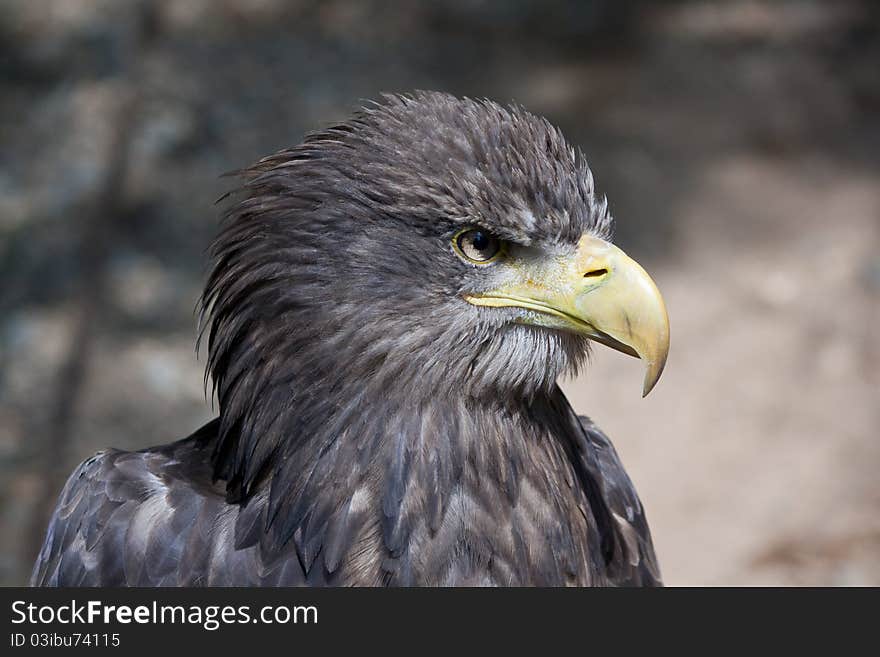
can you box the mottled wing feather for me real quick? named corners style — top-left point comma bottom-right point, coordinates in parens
top-left (574, 414), bottom-right (662, 586)
top-left (31, 411), bottom-right (661, 587)
top-left (31, 451), bottom-right (119, 586)
top-left (30, 425), bottom-right (308, 587)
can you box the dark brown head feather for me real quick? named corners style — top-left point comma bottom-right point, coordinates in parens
top-left (199, 91), bottom-right (611, 507)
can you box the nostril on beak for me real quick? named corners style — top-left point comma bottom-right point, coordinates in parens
top-left (583, 268), bottom-right (608, 279)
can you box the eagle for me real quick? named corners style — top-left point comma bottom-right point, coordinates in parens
top-left (31, 92), bottom-right (669, 587)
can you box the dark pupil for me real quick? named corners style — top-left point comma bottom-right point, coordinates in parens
top-left (471, 231), bottom-right (490, 251)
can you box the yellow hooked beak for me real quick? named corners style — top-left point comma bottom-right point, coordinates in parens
top-left (465, 235), bottom-right (670, 396)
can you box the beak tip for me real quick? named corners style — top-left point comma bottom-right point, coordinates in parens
top-left (640, 354), bottom-right (668, 398)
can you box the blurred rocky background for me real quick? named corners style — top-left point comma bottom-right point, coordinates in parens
top-left (1, 0), bottom-right (878, 585)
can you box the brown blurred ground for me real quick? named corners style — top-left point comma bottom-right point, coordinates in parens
top-left (1, 0), bottom-right (878, 585)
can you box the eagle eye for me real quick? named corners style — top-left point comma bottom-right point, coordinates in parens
top-left (453, 228), bottom-right (505, 265)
